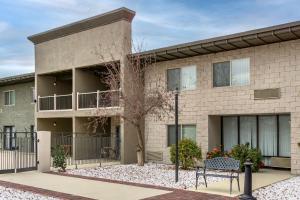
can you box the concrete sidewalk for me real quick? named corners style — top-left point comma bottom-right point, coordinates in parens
top-left (0, 171), bottom-right (171, 200)
top-left (192, 169), bottom-right (293, 197)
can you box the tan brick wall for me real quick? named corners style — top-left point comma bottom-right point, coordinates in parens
top-left (144, 39), bottom-right (300, 173)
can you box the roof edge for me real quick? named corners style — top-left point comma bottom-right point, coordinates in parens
top-left (28, 7), bottom-right (135, 44)
top-left (0, 72), bottom-right (35, 86)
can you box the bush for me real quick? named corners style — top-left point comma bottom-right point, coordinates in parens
top-left (230, 143), bottom-right (262, 172)
top-left (206, 146), bottom-right (230, 159)
top-left (170, 139), bottom-right (202, 170)
top-left (52, 145), bottom-right (67, 172)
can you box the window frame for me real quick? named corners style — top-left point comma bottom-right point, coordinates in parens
top-left (213, 58), bottom-right (250, 88)
top-left (221, 114), bottom-right (290, 158)
top-left (4, 90), bottom-right (15, 106)
top-left (166, 65), bottom-right (197, 91)
top-left (167, 124), bottom-right (197, 147)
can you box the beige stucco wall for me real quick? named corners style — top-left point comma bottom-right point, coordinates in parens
top-left (35, 20), bottom-right (131, 74)
top-left (144, 39), bottom-right (300, 174)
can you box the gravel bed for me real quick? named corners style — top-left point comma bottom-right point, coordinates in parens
top-left (0, 185), bottom-right (58, 200)
top-left (67, 163), bottom-right (224, 189)
top-left (253, 176), bottom-right (300, 200)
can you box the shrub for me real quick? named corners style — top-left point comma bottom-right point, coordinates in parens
top-left (170, 139), bottom-right (202, 170)
top-left (52, 145), bottom-right (67, 172)
top-left (206, 146), bottom-right (230, 159)
top-left (230, 143), bottom-right (262, 172)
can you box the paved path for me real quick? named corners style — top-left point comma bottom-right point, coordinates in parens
top-left (0, 171), bottom-right (170, 200)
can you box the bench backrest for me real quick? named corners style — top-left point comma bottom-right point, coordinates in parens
top-left (204, 157), bottom-right (240, 171)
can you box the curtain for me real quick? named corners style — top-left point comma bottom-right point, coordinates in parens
top-left (279, 115), bottom-right (291, 157)
top-left (231, 58), bottom-right (250, 86)
top-left (167, 68), bottom-right (180, 91)
top-left (182, 125), bottom-right (196, 141)
top-left (167, 125), bottom-right (181, 146)
top-left (223, 116), bottom-right (238, 151)
top-left (259, 116), bottom-right (277, 157)
top-left (240, 116), bottom-right (257, 148)
top-left (181, 66), bottom-right (197, 90)
top-left (213, 61), bottom-right (230, 87)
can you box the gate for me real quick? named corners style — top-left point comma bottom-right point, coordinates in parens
top-left (0, 132), bottom-right (37, 174)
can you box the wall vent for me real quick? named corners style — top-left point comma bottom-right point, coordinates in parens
top-left (146, 151), bottom-right (163, 161)
top-left (254, 88), bottom-right (280, 100)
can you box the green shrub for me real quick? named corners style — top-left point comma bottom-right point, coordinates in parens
top-left (230, 143), bottom-right (262, 172)
top-left (52, 145), bottom-right (67, 172)
top-left (170, 139), bottom-right (202, 170)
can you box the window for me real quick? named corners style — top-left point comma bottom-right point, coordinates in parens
top-left (167, 66), bottom-right (197, 91)
top-left (213, 58), bottom-right (250, 87)
top-left (221, 114), bottom-right (291, 166)
top-left (4, 90), bottom-right (15, 106)
top-left (167, 124), bottom-right (196, 146)
top-left (31, 87), bottom-right (35, 103)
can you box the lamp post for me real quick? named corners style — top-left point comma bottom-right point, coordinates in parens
top-left (239, 159), bottom-right (256, 200)
top-left (175, 88), bottom-right (179, 182)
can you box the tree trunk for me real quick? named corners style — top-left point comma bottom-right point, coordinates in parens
top-left (136, 125), bottom-right (145, 166)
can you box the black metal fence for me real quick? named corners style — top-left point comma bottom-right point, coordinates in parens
top-left (51, 132), bottom-right (120, 167)
top-left (0, 132), bottom-right (37, 174)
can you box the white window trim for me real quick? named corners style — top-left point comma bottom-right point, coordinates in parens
top-left (213, 57), bottom-right (250, 88)
top-left (166, 124), bottom-right (197, 147)
top-left (4, 90), bottom-right (15, 106)
top-left (166, 65), bottom-right (197, 91)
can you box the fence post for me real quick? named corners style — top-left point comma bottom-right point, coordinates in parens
top-left (54, 94), bottom-right (56, 110)
top-left (14, 144), bottom-right (17, 173)
top-left (97, 90), bottom-right (100, 108)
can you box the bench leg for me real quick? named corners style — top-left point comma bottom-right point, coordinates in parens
top-left (203, 175), bottom-right (207, 188)
top-left (237, 174), bottom-right (240, 192)
top-left (230, 176), bottom-right (233, 194)
top-left (195, 173), bottom-right (199, 189)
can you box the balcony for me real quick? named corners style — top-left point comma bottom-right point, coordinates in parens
top-left (77, 89), bottom-right (120, 110)
top-left (38, 94), bottom-right (73, 111)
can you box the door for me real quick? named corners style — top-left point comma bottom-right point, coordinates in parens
top-left (3, 126), bottom-right (15, 150)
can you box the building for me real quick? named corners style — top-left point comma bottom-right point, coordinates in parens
top-left (27, 7), bottom-right (300, 173)
top-left (0, 73), bottom-right (35, 150)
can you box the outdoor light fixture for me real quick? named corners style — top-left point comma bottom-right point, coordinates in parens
top-left (175, 87), bottom-right (179, 182)
top-left (53, 81), bottom-right (57, 86)
top-left (53, 122), bottom-right (57, 127)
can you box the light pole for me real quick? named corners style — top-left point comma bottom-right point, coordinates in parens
top-left (175, 88), bottom-right (179, 182)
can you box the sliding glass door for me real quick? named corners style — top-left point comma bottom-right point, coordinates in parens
top-left (222, 114), bottom-right (291, 166)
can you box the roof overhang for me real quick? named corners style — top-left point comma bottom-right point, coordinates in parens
top-left (136, 21), bottom-right (300, 62)
top-left (0, 73), bottom-right (35, 86)
top-left (28, 7), bottom-right (135, 44)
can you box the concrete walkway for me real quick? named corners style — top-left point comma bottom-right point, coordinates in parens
top-left (192, 169), bottom-right (293, 197)
top-left (0, 171), bottom-right (171, 200)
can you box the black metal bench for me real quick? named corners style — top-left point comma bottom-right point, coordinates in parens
top-left (196, 157), bottom-right (240, 194)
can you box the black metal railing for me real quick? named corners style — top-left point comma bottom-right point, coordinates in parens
top-left (0, 132), bottom-right (37, 173)
top-left (51, 132), bottom-right (120, 167)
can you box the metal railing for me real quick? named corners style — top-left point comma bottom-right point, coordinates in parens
top-left (51, 133), bottom-right (120, 167)
top-left (38, 93), bottom-right (73, 111)
top-left (0, 132), bottom-right (37, 173)
top-left (77, 89), bottom-right (120, 110)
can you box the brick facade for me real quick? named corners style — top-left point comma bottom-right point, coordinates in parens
top-left (144, 39), bottom-right (300, 174)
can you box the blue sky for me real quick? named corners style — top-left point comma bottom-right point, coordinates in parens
top-left (0, 0), bottom-right (300, 77)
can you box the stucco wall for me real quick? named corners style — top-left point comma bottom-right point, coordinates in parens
top-left (144, 39), bottom-right (300, 173)
top-left (0, 81), bottom-right (35, 131)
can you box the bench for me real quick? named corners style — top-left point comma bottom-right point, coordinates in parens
top-left (196, 157), bottom-right (240, 194)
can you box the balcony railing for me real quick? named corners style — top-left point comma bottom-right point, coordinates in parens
top-left (38, 94), bottom-right (73, 111)
top-left (77, 89), bottom-right (120, 110)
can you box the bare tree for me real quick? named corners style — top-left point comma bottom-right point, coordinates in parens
top-left (90, 45), bottom-right (174, 166)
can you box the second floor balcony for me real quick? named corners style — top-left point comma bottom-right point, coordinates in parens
top-left (77, 89), bottom-right (120, 110)
top-left (38, 94), bottom-right (73, 111)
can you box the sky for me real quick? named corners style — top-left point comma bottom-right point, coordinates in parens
top-left (0, 0), bottom-right (300, 77)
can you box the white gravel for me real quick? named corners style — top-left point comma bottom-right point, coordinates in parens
top-left (253, 176), bottom-right (300, 200)
top-left (67, 163), bottom-right (224, 189)
top-left (0, 185), bottom-right (58, 200)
